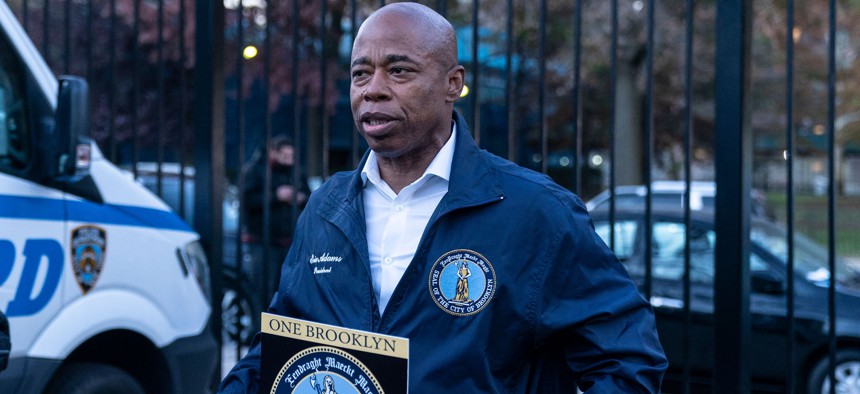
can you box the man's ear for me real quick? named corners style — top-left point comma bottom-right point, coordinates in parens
top-left (446, 66), bottom-right (466, 103)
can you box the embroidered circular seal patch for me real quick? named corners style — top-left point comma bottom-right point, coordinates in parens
top-left (270, 346), bottom-right (383, 394)
top-left (428, 249), bottom-right (496, 316)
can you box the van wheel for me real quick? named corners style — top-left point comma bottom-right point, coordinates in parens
top-left (807, 350), bottom-right (860, 394)
top-left (45, 362), bottom-right (145, 394)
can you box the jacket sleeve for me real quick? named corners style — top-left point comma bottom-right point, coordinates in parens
top-left (217, 332), bottom-right (263, 394)
top-left (536, 198), bottom-right (668, 393)
top-left (219, 285), bottom-right (299, 393)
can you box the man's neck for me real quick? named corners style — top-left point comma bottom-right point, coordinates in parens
top-left (375, 150), bottom-right (437, 194)
top-left (375, 128), bottom-right (453, 194)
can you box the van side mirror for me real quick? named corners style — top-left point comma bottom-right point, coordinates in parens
top-left (52, 76), bottom-right (90, 178)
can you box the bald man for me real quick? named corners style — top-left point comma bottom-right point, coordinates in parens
top-left (219, 3), bottom-right (667, 393)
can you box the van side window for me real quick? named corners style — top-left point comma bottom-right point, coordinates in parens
top-left (0, 32), bottom-right (28, 172)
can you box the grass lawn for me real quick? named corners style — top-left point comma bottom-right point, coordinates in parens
top-left (765, 192), bottom-right (860, 260)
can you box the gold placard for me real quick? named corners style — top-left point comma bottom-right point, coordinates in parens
top-left (262, 313), bottom-right (410, 393)
top-left (262, 313), bottom-right (409, 359)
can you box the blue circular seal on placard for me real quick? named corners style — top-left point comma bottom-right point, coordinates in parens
top-left (428, 249), bottom-right (496, 316)
top-left (270, 346), bottom-right (383, 394)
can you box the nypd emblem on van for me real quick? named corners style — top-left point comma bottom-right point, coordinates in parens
top-left (71, 225), bottom-right (107, 294)
top-left (428, 249), bottom-right (496, 316)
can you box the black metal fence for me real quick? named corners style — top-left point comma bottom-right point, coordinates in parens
top-left (10, 0), bottom-right (860, 392)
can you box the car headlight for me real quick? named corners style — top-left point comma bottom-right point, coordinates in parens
top-left (177, 240), bottom-right (211, 299)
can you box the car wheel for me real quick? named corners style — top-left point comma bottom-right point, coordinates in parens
top-left (222, 275), bottom-right (257, 345)
top-left (807, 350), bottom-right (860, 394)
top-left (44, 362), bottom-right (145, 394)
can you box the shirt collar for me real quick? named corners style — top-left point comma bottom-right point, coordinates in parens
top-left (361, 123), bottom-right (457, 187)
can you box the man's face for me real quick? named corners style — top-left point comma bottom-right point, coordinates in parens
top-left (272, 145), bottom-right (294, 166)
top-left (350, 13), bottom-right (459, 160)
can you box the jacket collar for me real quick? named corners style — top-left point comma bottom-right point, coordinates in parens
top-left (344, 110), bottom-right (504, 212)
top-left (439, 110), bottom-right (505, 213)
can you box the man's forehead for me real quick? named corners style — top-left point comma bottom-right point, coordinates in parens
top-left (359, 6), bottom-right (430, 34)
top-left (351, 31), bottom-right (432, 65)
top-left (351, 53), bottom-right (416, 67)
top-left (351, 6), bottom-right (456, 67)
top-left (353, 10), bottom-right (441, 46)
top-left (353, 26), bottom-right (424, 51)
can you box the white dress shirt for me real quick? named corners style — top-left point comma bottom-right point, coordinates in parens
top-left (361, 125), bottom-right (456, 315)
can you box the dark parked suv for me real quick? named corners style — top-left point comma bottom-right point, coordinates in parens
top-left (589, 207), bottom-right (860, 393)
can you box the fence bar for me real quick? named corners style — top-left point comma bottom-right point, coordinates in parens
top-left (22, 0), bottom-right (28, 31)
top-left (109, 0), bottom-right (117, 163)
top-left (193, 0), bottom-right (226, 387)
top-left (826, 1), bottom-right (838, 393)
top-left (156, 0), bottom-right (165, 196)
top-left (261, 0), bottom-right (274, 309)
top-left (437, 0), bottom-right (447, 18)
top-left (63, 0), bottom-right (70, 74)
top-left (609, 0), bottom-right (618, 250)
top-left (505, 0), bottom-right (514, 162)
top-left (471, 0), bottom-right (480, 144)
top-left (41, 0), bottom-right (48, 58)
top-left (682, 0), bottom-right (694, 392)
top-left (179, 0), bottom-right (188, 220)
top-left (321, 0), bottom-right (330, 177)
top-left (290, 0), bottom-right (302, 297)
top-left (785, 0), bottom-right (797, 392)
top-left (643, 0), bottom-right (655, 301)
top-left (86, 0), bottom-right (92, 82)
top-left (132, 0), bottom-right (140, 179)
top-left (350, 0), bottom-right (360, 168)
top-left (538, 0), bottom-right (546, 173)
top-left (234, 0), bottom-right (247, 360)
top-left (713, 0), bottom-right (751, 392)
top-left (571, 0), bottom-right (582, 195)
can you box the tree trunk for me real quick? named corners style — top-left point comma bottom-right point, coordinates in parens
top-left (613, 61), bottom-right (643, 186)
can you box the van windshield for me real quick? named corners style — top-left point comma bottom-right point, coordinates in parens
top-left (0, 30), bottom-right (28, 171)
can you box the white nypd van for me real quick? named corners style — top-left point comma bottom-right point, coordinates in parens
top-left (0, 2), bottom-right (216, 393)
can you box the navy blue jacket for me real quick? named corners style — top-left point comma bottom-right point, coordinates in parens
top-left (220, 112), bottom-right (667, 393)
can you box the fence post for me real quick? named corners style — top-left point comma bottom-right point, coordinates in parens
top-left (713, 0), bottom-right (752, 392)
top-left (194, 0), bottom-right (226, 388)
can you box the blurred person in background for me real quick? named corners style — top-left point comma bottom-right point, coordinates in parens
top-left (241, 135), bottom-right (308, 296)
